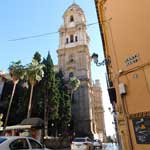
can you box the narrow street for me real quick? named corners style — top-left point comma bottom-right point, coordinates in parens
top-left (48, 143), bottom-right (119, 150)
top-left (103, 143), bottom-right (119, 150)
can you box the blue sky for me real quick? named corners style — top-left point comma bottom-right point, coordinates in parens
top-left (0, 0), bottom-right (115, 136)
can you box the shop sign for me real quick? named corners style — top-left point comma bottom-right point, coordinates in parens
top-left (132, 117), bottom-right (150, 144)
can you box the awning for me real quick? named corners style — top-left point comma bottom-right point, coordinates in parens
top-left (0, 125), bottom-right (32, 131)
top-left (20, 117), bottom-right (44, 128)
top-left (6, 125), bottom-right (32, 130)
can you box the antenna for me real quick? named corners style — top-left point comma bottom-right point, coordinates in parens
top-left (73, 0), bottom-right (75, 4)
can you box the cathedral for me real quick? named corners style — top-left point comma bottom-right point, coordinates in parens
top-left (0, 2), bottom-right (106, 141)
top-left (57, 3), bottom-right (106, 140)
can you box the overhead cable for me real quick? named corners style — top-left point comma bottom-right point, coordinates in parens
top-left (8, 22), bottom-right (98, 42)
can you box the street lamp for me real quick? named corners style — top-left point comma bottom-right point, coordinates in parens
top-left (51, 122), bottom-right (58, 137)
top-left (51, 123), bottom-right (54, 137)
top-left (91, 53), bottom-right (120, 144)
top-left (51, 123), bottom-right (54, 127)
top-left (91, 53), bottom-right (111, 66)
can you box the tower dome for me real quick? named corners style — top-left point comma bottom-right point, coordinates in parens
top-left (63, 3), bottom-right (86, 27)
top-left (58, 3), bottom-right (89, 49)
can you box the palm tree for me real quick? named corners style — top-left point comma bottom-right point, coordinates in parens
top-left (3, 61), bottom-right (25, 134)
top-left (26, 59), bottom-right (45, 118)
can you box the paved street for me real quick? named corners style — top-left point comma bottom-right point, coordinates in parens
top-left (48, 143), bottom-right (119, 150)
top-left (103, 143), bottom-right (119, 150)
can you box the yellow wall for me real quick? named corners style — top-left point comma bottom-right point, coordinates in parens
top-left (95, 0), bottom-right (150, 149)
top-left (103, 0), bottom-right (150, 69)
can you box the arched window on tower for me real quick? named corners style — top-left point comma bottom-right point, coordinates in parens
top-left (70, 15), bottom-right (74, 22)
top-left (66, 38), bottom-right (69, 44)
top-left (75, 36), bottom-right (78, 42)
top-left (70, 35), bottom-right (74, 43)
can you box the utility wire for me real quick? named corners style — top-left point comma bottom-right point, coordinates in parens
top-left (8, 22), bottom-right (98, 42)
top-left (8, 31), bottom-right (59, 42)
top-left (87, 22), bottom-right (98, 26)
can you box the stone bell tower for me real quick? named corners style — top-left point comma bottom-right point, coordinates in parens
top-left (57, 3), bottom-right (93, 138)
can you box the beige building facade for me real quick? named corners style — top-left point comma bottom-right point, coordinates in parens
top-left (95, 0), bottom-right (150, 149)
top-left (57, 3), bottom-right (106, 140)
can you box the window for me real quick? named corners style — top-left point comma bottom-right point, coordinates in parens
top-left (0, 137), bottom-right (7, 144)
top-left (70, 15), bottom-right (74, 22)
top-left (29, 139), bottom-right (42, 149)
top-left (75, 36), bottom-right (78, 42)
top-left (70, 35), bottom-right (74, 43)
top-left (66, 38), bottom-right (69, 44)
top-left (9, 138), bottom-right (29, 149)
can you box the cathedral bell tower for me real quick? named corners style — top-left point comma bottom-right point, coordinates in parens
top-left (57, 3), bottom-right (93, 138)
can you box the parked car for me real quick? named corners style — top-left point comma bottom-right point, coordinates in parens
top-left (0, 136), bottom-right (49, 150)
top-left (71, 137), bottom-right (93, 150)
top-left (92, 139), bottom-right (102, 149)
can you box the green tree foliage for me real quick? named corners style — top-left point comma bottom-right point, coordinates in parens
top-left (28, 52), bottom-right (44, 118)
top-left (0, 55), bottom-right (45, 127)
top-left (42, 52), bottom-right (59, 136)
top-left (0, 54), bottom-right (44, 127)
top-left (7, 81), bottom-right (29, 125)
top-left (26, 59), bottom-right (45, 118)
top-left (9, 61), bottom-right (25, 80)
top-left (3, 61), bottom-right (25, 134)
top-left (30, 52), bottom-right (44, 118)
top-left (0, 113), bottom-right (3, 127)
top-left (31, 80), bottom-right (44, 118)
top-left (0, 52), bottom-right (72, 138)
top-left (14, 82), bottom-right (29, 121)
top-left (33, 51), bottom-right (42, 63)
top-left (0, 81), bottom-right (19, 126)
top-left (56, 70), bottom-right (71, 134)
top-left (0, 81), bottom-right (13, 124)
